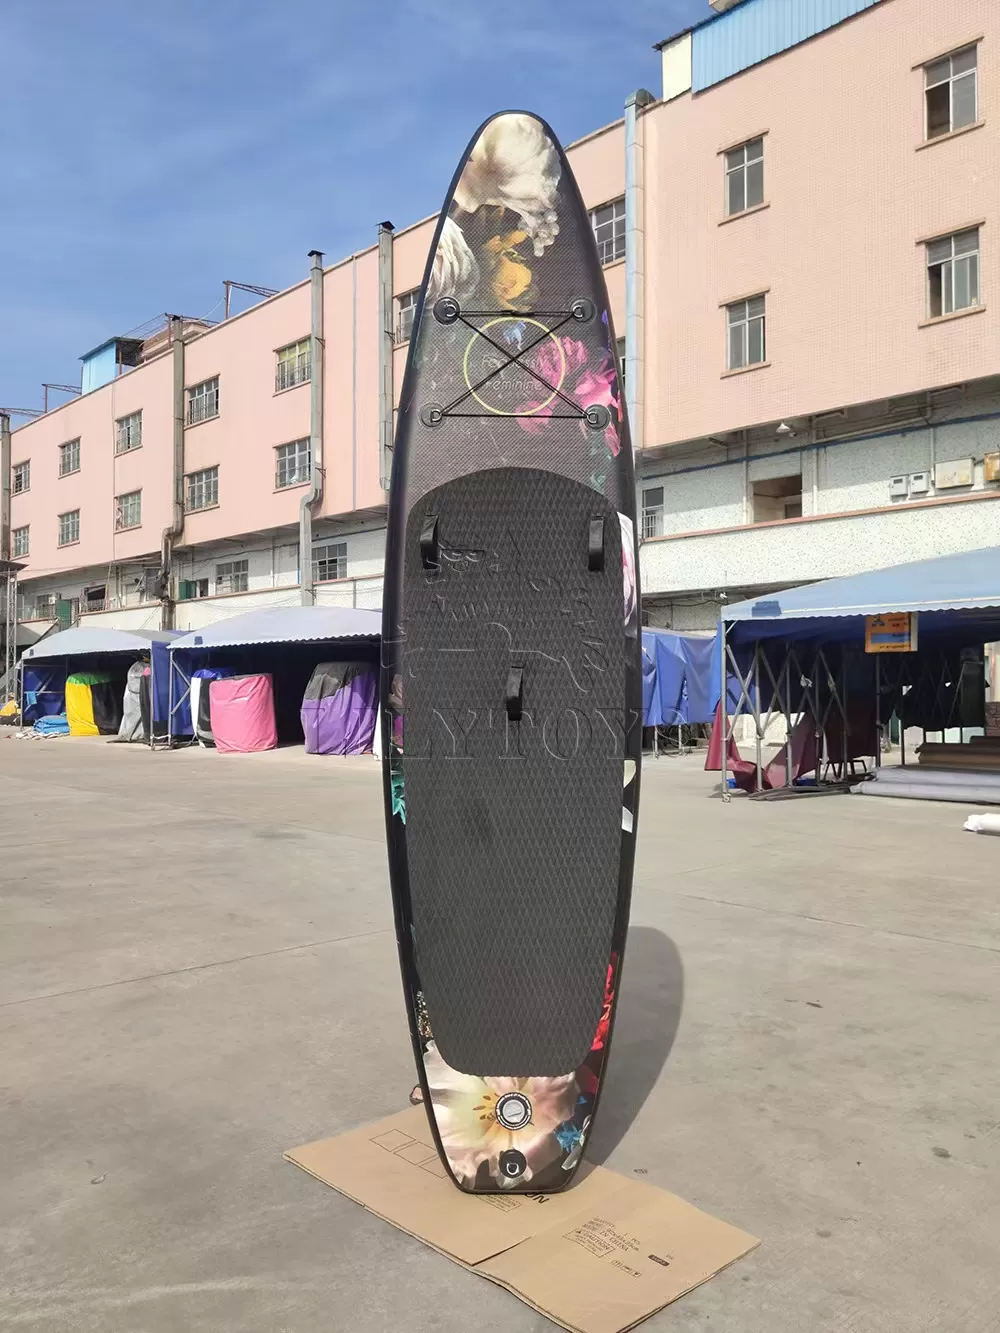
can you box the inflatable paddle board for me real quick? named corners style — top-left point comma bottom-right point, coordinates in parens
top-left (382, 111), bottom-right (641, 1193)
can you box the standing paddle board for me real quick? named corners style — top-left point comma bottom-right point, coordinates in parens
top-left (382, 111), bottom-right (641, 1193)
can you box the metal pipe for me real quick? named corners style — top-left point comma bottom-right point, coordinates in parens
top-left (753, 645), bottom-right (762, 789)
top-left (0, 411), bottom-right (10, 561)
top-left (377, 221), bottom-right (395, 490)
top-left (159, 318), bottom-right (186, 631)
top-left (874, 654), bottom-right (881, 769)
top-left (299, 250), bottom-right (326, 606)
top-left (624, 88), bottom-right (654, 457)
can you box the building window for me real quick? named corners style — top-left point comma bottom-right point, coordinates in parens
top-left (616, 338), bottom-right (626, 390)
top-left (590, 197), bottom-right (626, 265)
top-left (727, 295), bottom-right (766, 370)
top-left (59, 438), bottom-right (81, 475)
top-left (215, 558), bottom-right (249, 594)
top-left (83, 585), bottom-right (107, 613)
top-left (185, 466), bottom-right (219, 511)
top-left (115, 489), bottom-right (142, 531)
top-left (178, 578), bottom-right (210, 601)
top-left (925, 46), bottom-right (978, 139)
top-left (641, 486), bottom-right (664, 539)
top-left (725, 137), bottom-right (764, 216)
top-left (115, 409), bottom-right (142, 453)
top-left (12, 461), bottom-right (29, 494)
top-left (927, 228), bottom-right (980, 318)
top-left (752, 475), bottom-right (802, 523)
top-left (11, 526), bottom-right (28, 558)
top-left (30, 593), bottom-right (60, 621)
top-left (276, 338), bottom-right (311, 391)
top-left (396, 290), bottom-right (418, 343)
top-left (275, 437), bottom-right (311, 489)
top-left (187, 376), bottom-right (220, 425)
top-left (313, 540), bottom-right (347, 583)
top-left (58, 510), bottom-right (80, 547)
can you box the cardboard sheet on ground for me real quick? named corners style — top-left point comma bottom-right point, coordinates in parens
top-left (285, 1108), bottom-right (758, 1333)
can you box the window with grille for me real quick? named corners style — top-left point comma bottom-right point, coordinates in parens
top-left (925, 46), bottom-right (978, 139)
top-left (115, 489), bottom-right (142, 530)
top-left (727, 295), bottom-right (766, 370)
top-left (84, 585), bottom-right (107, 612)
top-left (178, 578), bottom-right (209, 600)
top-left (12, 526), bottom-right (28, 558)
top-left (187, 376), bottom-right (220, 424)
top-left (276, 338), bottom-right (311, 391)
top-left (12, 460), bottom-right (29, 494)
top-left (115, 410), bottom-right (142, 453)
top-left (215, 558), bottom-right (249, 594)
top-left (589, 197), bottom-right (626, 265)
top-left (641, 486), bottom-right (664, 539)
top-left (58, 510), bottom-right (80, 546)
top-left (275, 437), bottom-right (311, 488)
top-left (396, 291), bottom-right (418, 343)
top-left (185, 466), bottom-right (219, 511)
top-left (312, 540), bottom-right (347, 582)
top-left (927, 228), bottom-right (979, 318)
top-left (59, 438), bottom-right (81, 475)
top-left (725, 137), bottom-right (764, 216)
top-left (31, 594), bottom-right (60, 620)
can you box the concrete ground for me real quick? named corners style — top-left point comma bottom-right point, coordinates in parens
top-left (1, 737), bottom-right (998, 1333)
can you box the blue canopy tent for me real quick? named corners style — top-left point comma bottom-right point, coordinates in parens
top-left (641, 629), bottom-right (715, 754)
top-left (712, 545), bottom-right (1000, 799)
top-left (19, 626), bottom-right (180, 740)
top-left (167, 605), bottom-right (381, 746)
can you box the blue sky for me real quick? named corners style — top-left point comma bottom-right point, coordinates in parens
top-left (0, 0), bottom-right (704, 413)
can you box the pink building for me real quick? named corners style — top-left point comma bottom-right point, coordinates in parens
top-left (4, 0), bottom-right (998, 637)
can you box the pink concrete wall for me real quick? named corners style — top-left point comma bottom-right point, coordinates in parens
top-left (643, 0), bottom-right (997, 448)
top-left (8, 353), bottom-right (172, 578)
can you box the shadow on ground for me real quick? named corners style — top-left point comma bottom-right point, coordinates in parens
top-left (586, 925), bottom-right (684, 1164)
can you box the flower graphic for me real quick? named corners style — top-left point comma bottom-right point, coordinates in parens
top-left (423, 1041), bottom-right (578, 1187)
top-left (427, 216), bottom-right (480, 306)
top-left (516, 337), bottom-right (621, 456)
top-left (483, 228), bottom-right (535, 308)
top-left (453, 114), bottom-right (561, 258)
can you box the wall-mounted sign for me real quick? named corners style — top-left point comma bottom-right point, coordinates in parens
top-left (865, 612), bottom-right (919, 654)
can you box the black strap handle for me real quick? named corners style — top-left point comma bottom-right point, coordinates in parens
top-left (419, 514), bottom-right (439, 570)
top-left (505, 667), bottom-right (524, 722)
top-left (588, 516), bottom-right (605, 572)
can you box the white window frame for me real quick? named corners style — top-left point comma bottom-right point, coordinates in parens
top-left (115, 489), bottom-right (142, 531)
top-left (115, 409), bottom-right (143, 454)
top-left (925, 45), bottom-right (978, 140)
top-left (725, 137), bottom-right (764, 216)
top-left (58, 509), bottom-right (80, 547)
top-left (12, 460), bottom-right (29, 494)
top-left (641, 485), bottom-right (664, 540)
top-left (926, 228), bottom-right (980, 318)
top-left (185, 466), bottom-right (219, 512)
top-left (187, 376), bottom-right (220, 425)
top-left (312, 540), bottom-right (347, 583)
top-left (616, 337), bottom-right (626, 389)
top-left (396, 291), bottom-right (419, 344)
top-left (11, 525), bottom-right (29, 558)
top-left (215, 558), bottom-right (249, 595)
top-left (276, 338), bottom-right (311, 391)
top-left (275, 437), bottom-right (312, 489)
top-left (59, 438), bottom-right (81, 476)
top-left (589, 197), bottom-right (626, 266)
top-left (727, 295), bottom-right (766, 371)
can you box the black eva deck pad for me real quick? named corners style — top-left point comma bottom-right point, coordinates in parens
top-left (402, 467), bottom-right (624, 1075)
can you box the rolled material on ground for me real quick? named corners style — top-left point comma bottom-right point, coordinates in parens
top-left (854, 781), bottom-right (1000, 804)
top-left (869, 765), bottom-right (1000, 791)
top-left (918, 743), bottom-right (1000, 772)
top-left (964, 813), bottom-right (1000, 834)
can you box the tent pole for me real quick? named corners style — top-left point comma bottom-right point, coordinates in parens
top-left (784, 652), bottom-right (793, 789)
top-left (753, 644), bottom-right (763, 791)
top-left (167, 655), bottom-right (174, 748)
top-left (874, 653), bottom-right (881, 770)
top-left (720, 613), bottom-right (729, 804)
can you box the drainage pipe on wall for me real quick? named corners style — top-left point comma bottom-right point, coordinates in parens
top-left (159, 317), bottom-right (186, 631)
top-left (377, 221), bottom-right (395, 491)
top-left (0, 411), bottom-right (11, 562)
top-left (300, 249), bottom-right (326, 605)
top-left (624, 88), bottom-right (654, 458)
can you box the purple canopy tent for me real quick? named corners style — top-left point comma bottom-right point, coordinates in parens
top-left (301, 661), bottom-right (377, 755)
